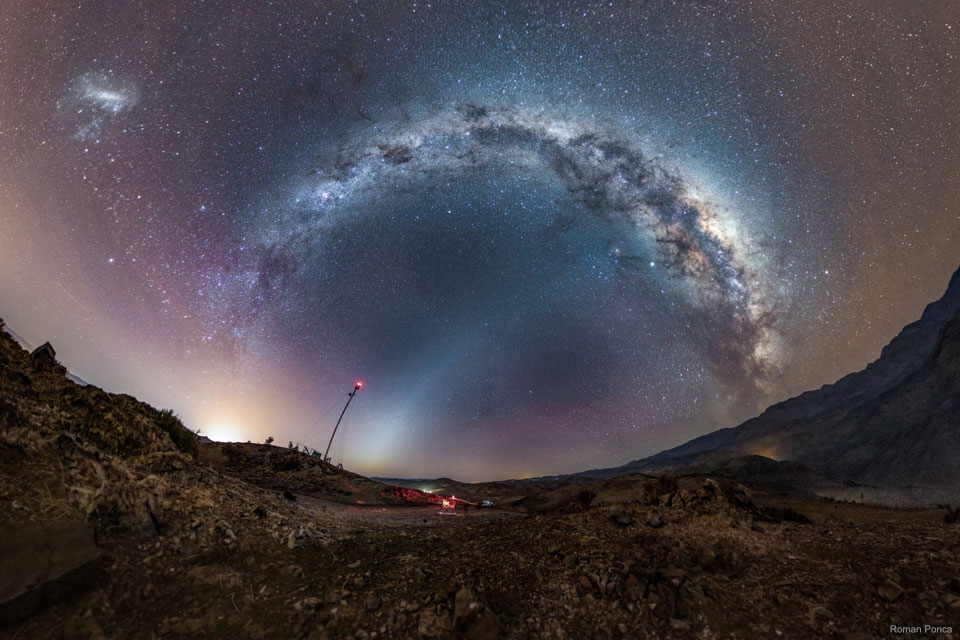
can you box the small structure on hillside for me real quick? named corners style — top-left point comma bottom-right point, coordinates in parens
top-left (30, 342), bottom-right (66, 376)
top-left (31, 342), bottom-right (56, 362)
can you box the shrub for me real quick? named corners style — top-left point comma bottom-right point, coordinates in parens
top-left (156, 409), bottom-right (198, 457)
top-left (222, 442), bottom-right (245, 464)
top-left (271, 449), bottom-right (302, 472)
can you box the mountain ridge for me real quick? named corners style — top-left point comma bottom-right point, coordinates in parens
top-left (565, 266), bottom-right (960, 496)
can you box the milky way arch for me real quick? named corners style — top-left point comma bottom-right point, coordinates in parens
top-left (257, 104), bottom-right (781, 386)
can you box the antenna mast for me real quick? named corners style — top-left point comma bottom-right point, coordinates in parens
top-left (323, 381), bottom-right (363, 464)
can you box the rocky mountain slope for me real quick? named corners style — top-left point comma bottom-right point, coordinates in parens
top-left (580, 266), bottom-right (960, 497)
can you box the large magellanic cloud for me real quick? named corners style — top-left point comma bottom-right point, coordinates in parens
top-left (57, 72), bottom-right (139, 142)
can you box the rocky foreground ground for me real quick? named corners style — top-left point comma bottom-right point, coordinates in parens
top-left (1, 328), bottom-right (959, 639)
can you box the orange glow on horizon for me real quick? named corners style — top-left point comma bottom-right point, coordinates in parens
top-left (751, 444), bottom-right (780, 461)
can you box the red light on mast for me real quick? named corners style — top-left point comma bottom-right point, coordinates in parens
top-left (355, 380), bottom-right (364, 388)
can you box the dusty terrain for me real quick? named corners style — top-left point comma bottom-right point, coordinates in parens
top-left (1, 328), bottom-right (959, 639)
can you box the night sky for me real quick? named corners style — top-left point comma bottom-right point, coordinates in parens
top-left (1, 1), bottom-right (958, 480)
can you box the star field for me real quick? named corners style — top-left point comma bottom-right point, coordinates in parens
top-left (1, 1), bottom-right (958, 480)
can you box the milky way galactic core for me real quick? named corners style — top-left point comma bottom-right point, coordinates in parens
top-left (1, 1), bottom-right (957, 479)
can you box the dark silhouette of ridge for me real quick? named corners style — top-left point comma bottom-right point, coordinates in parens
top-left (571, 266), bottom-right (960, 495)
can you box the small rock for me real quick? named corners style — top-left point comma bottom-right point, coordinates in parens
top-left (418, 607), bottom-right (451, 638)
top-left (878, 580), bottom-right (904, 602)
top-left (670, 618), bottom-right (691, 631)
top-left (645, 513), bottom-right (666, 528)
top-left (609, 507), bottom-right (636, 527)
top-left (365, 593), bottom-right (381, 611)
top-left (942, 591), bottom-right (960, 612)
top-left (187, 565), bottom-right (222, 586)
top-left (184, 618), bottom-right (205, 634)
top-left (283, 490), bottom-right (297, 501)
top-left (697, 548), bottom-right (717, 568)
top-left (295, 596), bottom-right (321, 611)
top-left (244, 621), bottom-right (269, 640)
top-left (662, 568), bottom-right (686, 588)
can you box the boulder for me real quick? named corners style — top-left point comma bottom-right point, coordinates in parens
top-left (453, 589), bottom-right (500, 640)
top-left (0, 520), bottom-right (105, 626)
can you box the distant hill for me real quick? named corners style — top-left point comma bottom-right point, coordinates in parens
top-left (571, 266), bottom-right (960, 503)
top-left (372, 477), bottom-right (459, 490)
top-left (372, 475), bottom-right (593, 504)
top-left (65, 372), bottom-right (89, 386)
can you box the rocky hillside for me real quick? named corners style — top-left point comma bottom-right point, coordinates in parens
top-left (199, 441), bottom-right (404, 506)
top-left (0, 318), bottom-right (375, 590)
top-left (589, 266), bottom-right (960, 496)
